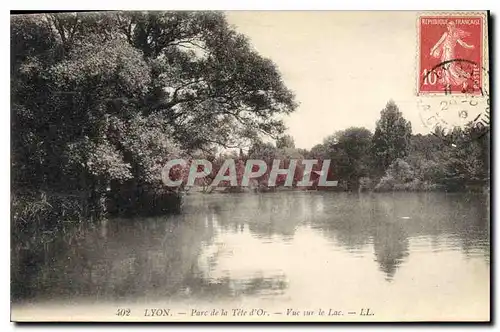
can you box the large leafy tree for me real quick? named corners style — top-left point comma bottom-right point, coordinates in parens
top-left (11, 12), bottom-right (297, 200)
top-left (309, 128), bottom-right (372, 190)
top-left (120, 11), bottom-right (297, 150)
top-left (371, 101), bottom-right (412, 176)
top-left (332, 127), bottom-right (373, 189)
top-left (439, 124), bottom-right (490, 190)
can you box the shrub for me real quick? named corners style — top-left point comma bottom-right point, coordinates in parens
top-left (374, 159), bottom-right (417, 192)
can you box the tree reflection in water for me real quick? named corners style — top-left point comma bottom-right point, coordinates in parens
top-left (11, 192), bottom-right (489, 304)
top-left (372, 222), bottom-right (409, 281)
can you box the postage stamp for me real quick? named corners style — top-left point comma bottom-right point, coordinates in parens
top-left (417, 14), bottom-right (486, 95)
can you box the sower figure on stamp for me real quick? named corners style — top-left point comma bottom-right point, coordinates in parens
top-left (430, 21), bottom-right (475, 91)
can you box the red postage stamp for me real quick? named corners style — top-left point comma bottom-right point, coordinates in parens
top-left (418, 14), bottom-right (485, 95)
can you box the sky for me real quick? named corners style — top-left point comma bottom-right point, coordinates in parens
top-left (224, 11), bottom-right (464, 149)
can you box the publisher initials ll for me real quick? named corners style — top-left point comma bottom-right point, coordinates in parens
top-left (360, 308), bottom-right (374, 316)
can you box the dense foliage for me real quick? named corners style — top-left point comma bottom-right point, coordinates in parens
top-left (306, 101), bottom-right (490, 192)
top-left (11, 12), bottom-right (489, 229)
top-left (12, 11), bottom-right (297, 217)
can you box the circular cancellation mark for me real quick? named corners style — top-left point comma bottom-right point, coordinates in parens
top-left (417, 59), bottom-right (490, 139)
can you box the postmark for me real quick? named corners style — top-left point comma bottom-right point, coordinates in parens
top-left (417, 14), bottom-right (486, 95)
top-left (417, 91), bottom-right (490, 138)
top-left (417, 59), bottom-right (489, 137)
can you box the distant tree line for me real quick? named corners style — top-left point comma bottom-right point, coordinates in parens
top-left (224, 100), bottom-right (489, 193)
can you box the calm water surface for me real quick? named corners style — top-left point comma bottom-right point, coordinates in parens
top-left (12, 192), bottom-right (490, 321)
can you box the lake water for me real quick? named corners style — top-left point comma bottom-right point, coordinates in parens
top-left (11, 192), bottom-right (490, 321)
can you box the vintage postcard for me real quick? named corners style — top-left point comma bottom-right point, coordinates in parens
top-left (11, 11), bottom-right (490, 322)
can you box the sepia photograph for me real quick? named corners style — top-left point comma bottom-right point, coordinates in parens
top-left (10, 10), bottom-right (490, 322)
